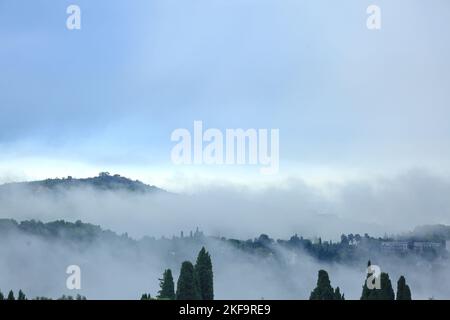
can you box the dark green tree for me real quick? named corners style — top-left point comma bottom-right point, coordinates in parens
top-left (176, 261), bottom-right (201, 300)
top-left (17, 290), bottom-right (26, 300)
top-left (7, 290), bottom-right (15, 300)
top-left (361, 261), bottom-right (372, 299)
top-left (334, 287), bottom-right (344, 300)
top-left (310, 270), bottom-right (340, 300)
top-left (195, 247), bottom-right (214, 300)
top-left (361, 269), bottom-right (395, 300)
top-left (0, 290), bottom-right (4, 300)
top-left (396, 276), bottom-right (412, 300)
top-left (140, 293), bottom-right (153, 300)
top-left (157, 269), bottom-right (175, 300)
top-left (340, 234), bottom-right (349, 246)
top-left (378, 273), bottom-right (395, 300)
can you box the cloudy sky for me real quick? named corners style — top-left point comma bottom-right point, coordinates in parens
top-left (0, 0), bottom-right (449, 191)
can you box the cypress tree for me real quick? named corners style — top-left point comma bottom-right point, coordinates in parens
top-left (334, 287), bottom-right (344, 300)
top-left (396, 276), bottom-right (412, 300)
top-left (176, 261), bottom-right (201, 300)
top-left (17, 290), bottom-right (26, 300)
top-left (361, 261), bottom-right (372, 300)
top-left (379, 273), bottom-right (395, 300)
top-left (7, 290), bottom-right (15, 300)
top-left (140, 293), bottom-right (152, 300)
top-left (309, 270), bottom-right (337, 300)
top-left (157, 269), bottom-right (176, 300)
top-left (195, 247), bottom-right (214, 300)
top-left (361, 271), bottom-right (395, 300)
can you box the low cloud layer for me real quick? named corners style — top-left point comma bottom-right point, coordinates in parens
top-left (1, 169), bottom-right (449, 240)
top-left (1, 169), bottom-right (450, 299)
top-left (1, 227), bottom-right (449, 300)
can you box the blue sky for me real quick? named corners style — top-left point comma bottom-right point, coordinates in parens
top-left (1, 0), bottom-right (449, 189)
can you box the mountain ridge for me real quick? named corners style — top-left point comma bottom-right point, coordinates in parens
top-left (0, 172), bottom-right (166, 194)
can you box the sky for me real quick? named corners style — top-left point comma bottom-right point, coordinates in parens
top-left (1, 0), bottom-right (450, 191)
top-left (3, 1), bottom-right (450, 301)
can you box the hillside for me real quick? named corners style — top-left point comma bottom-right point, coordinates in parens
top-left (0, 172), bottom-right (166, 194)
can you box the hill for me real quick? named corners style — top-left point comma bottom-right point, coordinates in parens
top-left (0, 172), bottom-right (166, 194)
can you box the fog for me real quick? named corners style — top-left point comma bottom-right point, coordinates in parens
top-left (1, 169), bottom-right (450, 299)
top-left (1, 169), bottom-right (449, 240)
top-left (1, 227), bottom-right (449, 300)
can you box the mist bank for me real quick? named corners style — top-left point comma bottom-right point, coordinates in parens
top-left (1, 169), bottom-right (450, 240)
top-left (1, 170), bottom-right (450, 299)
top-left (0, 219), bottom-right (449, 300)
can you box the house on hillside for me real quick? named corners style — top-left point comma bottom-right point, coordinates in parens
top-left (381, 240), bottom-right (446, 254)
top-left (412, 241), bottom-right (445, 253)
top-left (380, 241), bottom-right (410, 253)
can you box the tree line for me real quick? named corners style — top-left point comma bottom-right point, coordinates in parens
top-left (141, 247), bottom-right (214, 300)
top-left (0, 247), bottom-right (215, 301)
top-left (309, 260), bottom-right (412, 300)
top-left (0, 290), bottom-right (27, 300)
top-left (0, 251), bottom-right (415, 300)
top-left (0, 290), bottom-right (86, 300)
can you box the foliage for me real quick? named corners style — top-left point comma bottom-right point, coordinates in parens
top-left (7, 290), bottom-right (15, 300)
top-left (310, 270), bottom-right (344, 300)
top-left (157, 269), bottom-right (175, 300)
top-left (361, 267), bottom-right (395, 300)
top-left (396, 276), bottom-right (412, 300)
top-left (176, 261), bottom-right (201, 300)
top-left (195, 247), bottom-right (214, 300)
top-left (17, 290), bottom-right (27, 300)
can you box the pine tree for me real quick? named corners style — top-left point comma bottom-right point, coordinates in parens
top-left (17, 290), bottom-right (26, 300)
top-left (310, 270), bottom-right (337, 300)
top-left (0, 290), bottom-right (4, 300)
top-left (396, 276), bottom-right (412, 300)
top-left (7, 290), bottom-right (15, 300)
top-left (157, 269), bottom-right (175, 300)
top-left (195, 247), bottom-right (214, 300)
top-left (176, 261), bottom-right (201, 300)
